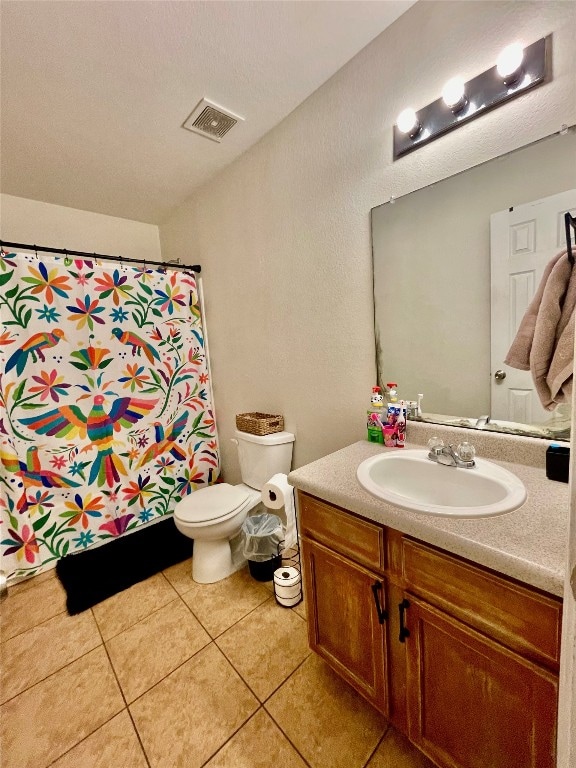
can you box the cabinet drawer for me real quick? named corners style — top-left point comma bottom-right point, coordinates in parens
top-left (401, 538), bottom-right (562, 669)
top-left (299, 493), bottom-right (385, 572)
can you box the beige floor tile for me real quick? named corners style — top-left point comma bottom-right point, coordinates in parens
top-left (216, 598), bottom-right (310, 701)
top-left (92, 573), bottom-right (177, 640)
top-left (163, 557), bottom-right (194, 594)
top-left (205, 708), bottom-right (307, 768)
top-left (50, 711), bottom-right (148, 768)
top-left (1, 609), bottom-right (101, 704)
top-left (0, 646), bottom-right (124, 768)
top-left (130, 643), bottom-right (258, 768)
top-left (266, 654), bottom-right (387, 768)
top-left (0, 575), bottom-right (67, 642)
top-left (180, 567), bottom-right (270, 637)
top-left (107, 598), bottom-right (211, 702)
top-left (8, 567), bottom-right (57, 597)
top-left (292, 596), bottom-right (307, 620)
top-left (367, 727), bottom-right (436, 768)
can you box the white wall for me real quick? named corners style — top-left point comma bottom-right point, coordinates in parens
top-left (159, 0), bottom-right (576, 480)
top-left (1, 194), bottom-right (161, 261)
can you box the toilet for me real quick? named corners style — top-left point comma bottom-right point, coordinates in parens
top-left (174, 429), bottom-right (295, 583)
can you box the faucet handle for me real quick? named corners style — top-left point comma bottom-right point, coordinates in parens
top-left (427, 436), bottom-right (445, 456)
top-left (456, 441), bottom-right (476, 462)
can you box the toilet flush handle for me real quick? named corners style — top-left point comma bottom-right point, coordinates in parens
top-left (230, 438), bottom-right (239, 446)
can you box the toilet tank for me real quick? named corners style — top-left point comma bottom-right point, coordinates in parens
top-left (235, 430), bottom-right (295, 490)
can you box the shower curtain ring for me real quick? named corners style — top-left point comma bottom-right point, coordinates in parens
top-left (64, 248), bottom-right (72, 267)
top-left (34, 244), bottom-right (38, 257)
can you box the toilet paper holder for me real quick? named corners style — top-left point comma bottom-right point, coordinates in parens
top-left (260, 473), bottom-right (303, 607)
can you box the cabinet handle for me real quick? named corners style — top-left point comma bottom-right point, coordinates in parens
top-left (398, 599), bottom-right (410, 642)
top-left (371, 581), bottom-right (387, 624)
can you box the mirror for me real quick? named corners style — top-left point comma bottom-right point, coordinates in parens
top-left (371, 128), bottom-right (576, 440)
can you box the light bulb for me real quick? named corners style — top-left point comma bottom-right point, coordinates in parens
top-left (397, 108), bottom-right (421, 138)
top-left (496, 42), bottom-right (524, 83)
top-left (441, 76), bottom-right (467, 112)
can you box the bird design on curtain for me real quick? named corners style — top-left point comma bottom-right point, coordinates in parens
top-left (5, 328), bottom-right (66, 373)
top-left (1, 445), bottom-right (82, 512)
top-left (19, 394), bottom-right (159, 487)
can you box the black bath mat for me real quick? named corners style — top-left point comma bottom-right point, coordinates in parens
top-left (56, 518), bottom-right (192, 615)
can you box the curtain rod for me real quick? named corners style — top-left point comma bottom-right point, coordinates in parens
top-left (0, 240), bottom-right (201, 273)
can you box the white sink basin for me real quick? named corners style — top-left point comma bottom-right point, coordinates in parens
top-left (356, 449), bottom-right (527, 518)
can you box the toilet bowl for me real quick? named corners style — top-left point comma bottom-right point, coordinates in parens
top-left (174, 429), bottom-right (295, 584)
top-left (174, 483), bottom-right (261, 583)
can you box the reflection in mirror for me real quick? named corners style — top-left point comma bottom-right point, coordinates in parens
top-left (371, 128), bottom-right (576, 440)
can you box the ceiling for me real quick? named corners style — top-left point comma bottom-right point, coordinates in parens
top-left (0, 0), bottom-right (415, 225)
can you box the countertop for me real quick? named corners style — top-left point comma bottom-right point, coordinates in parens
top-left (288, 440), bottom-right (569, 597)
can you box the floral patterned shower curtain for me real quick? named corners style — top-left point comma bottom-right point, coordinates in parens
top-left (0, 251), bottom-right (219, 581)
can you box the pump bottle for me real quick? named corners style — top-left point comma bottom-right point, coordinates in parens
top-left (367, 386), bottom-right (385, 443)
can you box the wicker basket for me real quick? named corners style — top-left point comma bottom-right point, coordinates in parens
top-left (236, 412), bottom-right (284, 436)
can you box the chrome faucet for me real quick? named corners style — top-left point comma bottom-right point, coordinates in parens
top-left (428, 443), bottom-right (476, 469)
top-left (475, 415), bottom-right (491, 429)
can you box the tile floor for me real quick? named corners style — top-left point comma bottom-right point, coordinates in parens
top-left (0, 559), bottom-right (434, 768)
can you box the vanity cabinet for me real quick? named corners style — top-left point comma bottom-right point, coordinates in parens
top-left (302, 539), bottom-right (389, 714)
top-left (300, 494), bottom-right (389, 715)
top-left (404, 596), bottom-right (558, 768)
top-left (298, 491), bottom-right (562, 768)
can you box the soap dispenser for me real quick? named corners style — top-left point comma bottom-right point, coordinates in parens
top-left (367, 386), bottom-right (385, 443)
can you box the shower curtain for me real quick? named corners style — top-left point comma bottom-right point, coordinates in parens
top-left (0, 250), bottom-right (219, 581)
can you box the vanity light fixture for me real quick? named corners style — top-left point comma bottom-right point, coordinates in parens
top-left (393, 35), bottom-right (550, 160)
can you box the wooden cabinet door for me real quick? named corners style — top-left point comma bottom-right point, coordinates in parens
top-left (301, 537), bottom-right (389, 715)
top-left (404, 596), bottom-right (558, 768)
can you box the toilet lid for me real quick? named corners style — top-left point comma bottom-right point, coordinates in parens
top-left (174, 483), bottom-right (251, 524)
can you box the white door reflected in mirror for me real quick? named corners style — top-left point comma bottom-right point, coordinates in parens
top-left (490, 189), bottom-right (576, 424)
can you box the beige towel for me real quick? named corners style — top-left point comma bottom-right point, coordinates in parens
top-left (543, 260), bottom-right (576, 406)
top-left (505, 248), bottom-right (575, 410)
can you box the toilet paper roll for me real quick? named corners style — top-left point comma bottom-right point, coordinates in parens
top-left (276, 592), bottom-right (302, 607)
top-left (274, 582), bottom-right (301, 600)
top-left (273, 566), bottom-right (300, 588)
top-left (261, 474), bottom-right (297, 550)
top-left (273, 566), bottom-right (302, 603)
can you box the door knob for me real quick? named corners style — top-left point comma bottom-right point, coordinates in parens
top-left (494, 370), bottom-right (506, 381)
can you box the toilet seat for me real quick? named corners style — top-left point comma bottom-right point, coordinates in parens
top-left (174, 483), bottom-right (251, 525)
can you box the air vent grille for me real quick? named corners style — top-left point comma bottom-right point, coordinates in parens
top-left (183, 99), bottom-right (244, 143)
top-left (192, 106), bottom-right (237, 139)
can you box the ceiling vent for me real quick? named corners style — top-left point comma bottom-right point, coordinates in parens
top-left (182, 98), bottom-right (244, 143)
